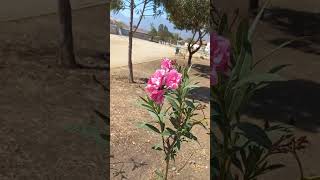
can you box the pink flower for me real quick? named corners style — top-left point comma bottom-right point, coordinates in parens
top-left (211, 32), bottom-right (231, 74)
top-left (161, 58), bottom-right (173, 71)
top-left (165, 69), bottom-right (182, 90)
top-left (145, 69), bottom-right (166, 94)
top-left (149, 89), bottom-right (165, 104)
top-left (145, 61), bottom-right (182, 104)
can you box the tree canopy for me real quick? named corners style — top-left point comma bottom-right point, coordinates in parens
top-left (156, 0), bottom-right (210, 32)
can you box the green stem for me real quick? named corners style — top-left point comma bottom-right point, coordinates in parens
top-left (293, 152), bottom-right (304, 180)
top-left (164, 156), bottom-right (170, 180)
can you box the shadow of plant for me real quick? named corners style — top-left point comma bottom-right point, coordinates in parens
top-left (263, 7), bottom-right (320, 55)
top-left (192, 63), bottom-right (211, 79)
top-left (245, 79), bottom-right (320, 132)
top-left (110, 157), bottom-right (148, 179)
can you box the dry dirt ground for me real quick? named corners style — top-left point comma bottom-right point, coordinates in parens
top-left (243, 10), bottom-right (320, 179)
top-left (110, 57), bottom-right (210, 180)
top-left (110, 34), bottom-right (209, 68)
top-left (0, 5), bottom-right (108, 180)
top-left (110, 34), bottom-right (174, 67)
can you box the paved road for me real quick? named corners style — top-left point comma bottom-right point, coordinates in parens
top-left (0, 0), bottom-right (106, 21)
top-left (110, 34), bottom-right (175, 68)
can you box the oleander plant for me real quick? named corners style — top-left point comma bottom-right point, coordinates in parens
top-left (210, 2), bottom-right (319, 180)
top-left (139, 58), bottom-right (207, 180)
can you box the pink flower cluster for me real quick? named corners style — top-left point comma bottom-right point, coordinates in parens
top-left (211, 32), bottom-right (231, 85)
top-left (145, 58), bottom-right (182, 104)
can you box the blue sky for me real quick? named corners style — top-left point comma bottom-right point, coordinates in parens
top-left (111, 5), bottom-right (209, 41)
top-left (120, 7), bottom-right (168, 18)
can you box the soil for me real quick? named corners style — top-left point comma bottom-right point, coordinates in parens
top-left (0, 5), bottom-right (108, 180)
top-left (110, 57), bottom-right (210, 180)
top-left (242, 10), bottom-right (320, 180)
top-left (110, 34), bottom-right (208, 68)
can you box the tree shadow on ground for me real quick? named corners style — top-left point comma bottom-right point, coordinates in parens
top-left (244, 79), bottom-right (320, 132)
top-left (192, 63), bottom-right (210, 79)
top-left (190, 86), bottom-right (210, 103)
top-left (77, 48), bottom-right (109, 62)
top-left (263, 8), bottom-right (320, 55)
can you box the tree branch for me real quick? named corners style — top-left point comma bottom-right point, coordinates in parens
top-left (191, 30), bottom-right (204, 54)
top-left (133, 0), bottom-right (148, 33)
top-left (187, 31), bottom-right (197, 51)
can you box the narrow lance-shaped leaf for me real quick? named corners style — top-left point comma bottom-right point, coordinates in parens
top-left (137, 122), bottom-right (161, 134)
top-left (152, 144), bottom-right (163, 151)
top-left (248, 0), bottom-right (270, 42)
top-left (254, 37), bottom-right (307, 67)
top-left (234, 73), bottom-right (286, 89)
top-left (268, 64), bottom-right (292, 74)
top-left (237, 122), bottom-right (272, 149)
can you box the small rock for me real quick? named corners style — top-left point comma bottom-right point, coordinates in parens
top-left (189, 160), bottom-right (196, 165)
top-left (171, 167), bottom-right (176, 171)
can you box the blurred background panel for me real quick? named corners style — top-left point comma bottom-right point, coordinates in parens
top-left (0, 0), bottom-right (106, 21)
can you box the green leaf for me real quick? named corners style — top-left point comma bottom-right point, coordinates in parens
top-left (264, 164), bottom-right (285, 171)
top-left (148, 110), bottom-right (161, 121)
top-left (166, 127), bottom-right (176, 135)
top-left (231, 153), bottom-right (243, 173)
top-left (234, 73), bottom-right (286, 89)
top-left (218, 14), bottom-right (228, 34)
top-left (161, 128), bottom-right (175, 137)
top-left (254, 37), bottom-right (307, 67)
top-left (176, 139), bottom-right (181, 150)
top-left (152, 144), bottom-right (163, 151)
top-left (155, 169), bottom-right (164, 180)
top-left (268, 64), bottom-right (291, 73)
top-left (248, 0), bottom-right (269, 42)
top-left (184, 131), bottom-right (198, 141)
top-left (166, 95), bottom-right (179, 111)
top-left (137, 122), bottom-right (160, 134)
top-left (185, 99), bottom-right (196, 109)
top-left (237, 122), bottom-right (272, 149)
top-left (227, 86), bottom-right (247, 119)
top-left (240, 148), bottom-right (247, 167)
top-left (239, 48), bottom-right (253, 79)
top-left (235, 19), bottom-right (249, 54)
top-left (141, 103), bottom-right (154, 111)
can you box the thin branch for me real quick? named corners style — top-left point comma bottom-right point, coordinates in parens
top-left (190, 30), bottom-right (202, 47)
top-left (187, 31), bottom-right (197, 51)
top-left (135, 0), bottom-right (145, 7)
top-left (133, 0), bottom-right (148, 33)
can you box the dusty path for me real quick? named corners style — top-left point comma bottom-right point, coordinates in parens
top-left (110, 34), bottom-right (175, 67)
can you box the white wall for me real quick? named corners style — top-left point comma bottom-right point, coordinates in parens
top-left (0, 0), bottom-right (106, 21)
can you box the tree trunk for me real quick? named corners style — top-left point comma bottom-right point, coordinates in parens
top-left (57, 0), bottom-right (77, 67)
top-left (187, 51), bottom-right (194, 66)
top-left (128, 0), bottom-right (134, 83)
